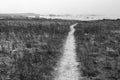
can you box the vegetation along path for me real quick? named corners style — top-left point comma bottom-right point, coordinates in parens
top-left (54, 23), bottom-right (80, 80)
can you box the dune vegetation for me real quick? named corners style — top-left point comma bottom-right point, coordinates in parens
top-left (0, 19), bottom-right (73, 80)
top-left (75, 19), bottom-right (120, 80)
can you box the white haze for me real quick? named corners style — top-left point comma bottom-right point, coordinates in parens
top-left (0, 0), bottom-right (120, 17)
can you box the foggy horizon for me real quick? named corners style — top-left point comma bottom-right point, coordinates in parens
top-left (0, 0), bottom-right (120, 17)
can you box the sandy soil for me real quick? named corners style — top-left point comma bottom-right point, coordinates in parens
top-left (54, 23), bottom-right (80, 80)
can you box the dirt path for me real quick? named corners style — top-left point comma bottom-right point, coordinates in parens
top-left (54, 23), bottom-right (80, 80)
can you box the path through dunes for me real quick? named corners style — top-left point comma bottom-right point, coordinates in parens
top-left (54, 23), bottom-right (80, 80)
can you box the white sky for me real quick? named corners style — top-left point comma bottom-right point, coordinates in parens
top-left (0, 0), bottom-right (120, 16)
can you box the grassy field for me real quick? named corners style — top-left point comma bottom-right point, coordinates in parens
top-left (1, 18), bottom-right (120, 80)
top-left (0, 19), bottom-right (73, 80)
top-left (75, 19), bottom-right (120, 80)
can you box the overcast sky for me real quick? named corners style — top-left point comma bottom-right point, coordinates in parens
top-left (0, 0), bottom-right (120, 16)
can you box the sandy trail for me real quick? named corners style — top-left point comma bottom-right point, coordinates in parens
top-left (54, 23), bottom-right (80, 80)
